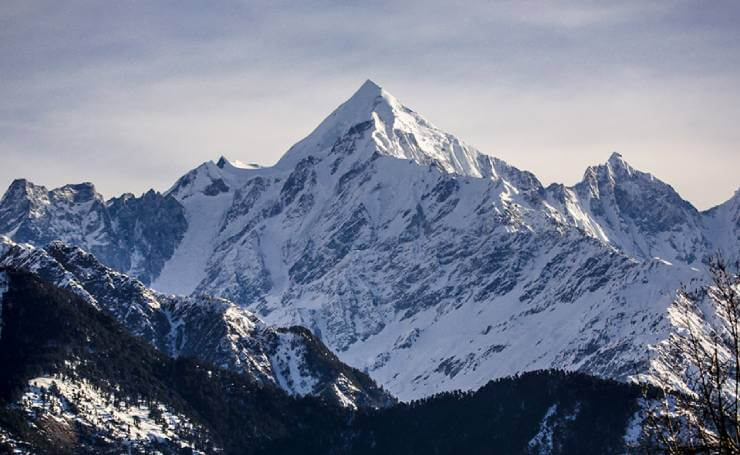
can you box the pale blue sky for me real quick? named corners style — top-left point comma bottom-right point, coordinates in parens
top-left (1, 1), bottom-right (739, 208)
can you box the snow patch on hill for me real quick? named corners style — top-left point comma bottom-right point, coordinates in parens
top-left (21, 376), bottom-right (206, 453)
top-left (0, 271), bottom-right (6, 340)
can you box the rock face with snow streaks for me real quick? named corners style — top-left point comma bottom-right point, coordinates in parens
top-left (0, 180), bottom-right (186, 285)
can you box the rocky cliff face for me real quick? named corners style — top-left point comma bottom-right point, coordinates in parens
top-left (0, 181), bottom-right (186, 285)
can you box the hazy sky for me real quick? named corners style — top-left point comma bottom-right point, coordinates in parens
top-left (1, 1), bottom-right (739, 209)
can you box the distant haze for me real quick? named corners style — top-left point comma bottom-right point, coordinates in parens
top-left (1, 1), bottom-right (739, 209)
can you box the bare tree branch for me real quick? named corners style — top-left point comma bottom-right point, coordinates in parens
top-left (641, 254), bottom-right (740, 454)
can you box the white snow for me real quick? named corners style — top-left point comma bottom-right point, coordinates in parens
top-left (226, 158), bottom-right (260, 169)
top-left (623, 402), bottom-right (646, 447)
top-left (528, 404), bottom-right (558, 453)
top-left (1, 235), bottom-right (370, 407)
top-left (153, 163), bottom-right (237, 294)
top-left (269, 332), bottom-right (319, 397)
top-left (528, 403), bottom-right (581, 454)
top-left (21, 376), bottom-right (205, 452)
top-left (0, 237), bottom-right (99, 310)
top-left (702, 188), bottom-right (740, 264)
top-left (163, 307), bottom-right (185, 357)
top-left (332, 374), bottom-right (361, 410)
top-left (0, 271), bottom-right (7, 340)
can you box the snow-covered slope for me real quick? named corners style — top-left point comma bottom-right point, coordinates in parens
top-left (0, 236), bottom-right (392, 408)
top-left (1, 80), bottom-right (737, 401)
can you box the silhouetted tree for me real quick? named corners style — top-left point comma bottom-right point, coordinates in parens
top-left (643, 254), bottom-right (740, 453)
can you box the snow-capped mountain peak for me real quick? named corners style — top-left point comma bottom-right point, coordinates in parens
top-left (276, 79), bottom-right (395, 167)
top-left (605, 152), bottom-right (634, 177)
top-left (558, 152), bottom-right (707, 264)
top-left (55, 182), bottom-right (101, 203)
top-left (581, 152), bottom-right (640, 190)
top-left (1, 178), bottom-right (43, 201)
top-left (277, 79), bottom-right (497, 179)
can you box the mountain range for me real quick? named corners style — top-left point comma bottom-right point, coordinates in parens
top-left (0, 79), bottom-right (737, 408)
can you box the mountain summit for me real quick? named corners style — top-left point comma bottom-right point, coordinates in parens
top-left (278, 79), bottom-right (504, 179)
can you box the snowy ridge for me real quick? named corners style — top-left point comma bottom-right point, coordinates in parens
top-left (0, 237), bottom-right (392, 408)
top-left (0, 235), bottom-right (98, 308)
